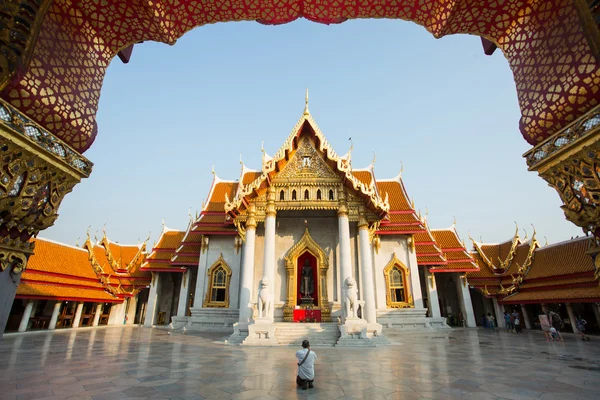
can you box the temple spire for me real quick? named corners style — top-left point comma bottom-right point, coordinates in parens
top-left (303, 88), bottom-right (310, 116)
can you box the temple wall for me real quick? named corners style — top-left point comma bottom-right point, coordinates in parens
top-left (198, 236), bottom-right (241, 309)
top-left (373, 235), bottom-right (411, 310)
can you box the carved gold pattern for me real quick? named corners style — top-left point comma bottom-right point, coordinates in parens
top-left (282, 228), bottom-right (331, 322)
top-left (383, 253), bottom-right (413, 309)
top-left (524, 105), bottom-right (600, 234)
top-left (203, 254), bottom-right (232, 308)
top-left (225, 114), bottom-right (389, 215)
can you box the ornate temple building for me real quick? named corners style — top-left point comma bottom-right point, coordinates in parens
top-left (5, 103), bottom-right (600, 343)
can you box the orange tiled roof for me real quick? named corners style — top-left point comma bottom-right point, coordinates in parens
top-left (17, 238), bottom-right (121, 302)
top-left (376, 181), bottom-right (412, 212)
top-left (430, 228), bottom-right (478, 272)
top-left (501, 286), bottom-right (600, 303)
top-left (142, 228), bottom-right (187, 271)
top-left (525, 237), bottom-right (592, 279)
top-left (242, 171), bottom-right (262, 185)
top-left (352, 170), bottom-right (373, 187)
top-left (205, 181), bottom-right (238, 212)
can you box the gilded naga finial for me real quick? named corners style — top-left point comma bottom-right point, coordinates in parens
top-left (211, 165), bottom-right (215, 176)
top-left (304, 88), bottom-right (310, 115)
top-left (544, 236), bottom-right (548, 246)
top-left (522, 228), bottom-right (528, 240)
top-left (371, 151), bottom-right (376, 166)
top-left (76, 237), bottom-right (80, 247)
top-left (239, 153), bottom-right (243, 166)
top-left (452, 216), bottom-right (457, 227)
top-left (514, 221), bottom-right (519, 238)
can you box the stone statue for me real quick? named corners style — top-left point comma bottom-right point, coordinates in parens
top-left (300, 258), bottom-right (314, 297)
top-left (344, 277), bottom-right (360, 319)
top-left (257, 277), bottom-right (272, 319)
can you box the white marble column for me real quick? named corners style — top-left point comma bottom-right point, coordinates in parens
top-left (492, 297), bottom-right (505, 328)
top-left (338, 190), bottom-right (353, 320)
top-left (456, 275), bottom-right (477, 327)
top-left (176, 269), bottom-right (192, 318)
top-left (261, 187), bottom-right (277, 321)
top-left (238, 205), bottom-right (257, 324)
top-left (357, 212), bottom-right (376, 324)
top-left (144, 272), bottom-right (162, 327)
top-left (593, 303), bottom-right (600, 329)
top-left (520, 304), bottom-right (532, 329)
top-left (48, 301), bottom-right (62, 330)
top-left (18, 300), bottom-right (34, 332)
top-left (424, 270), bottom-right (441, 318)
top-left (126, 296), bottom-right (138, 324)
top-left (72, 302), bottom-right (84, 328)
top-left (566, 303), bottom-right (578, 333)
top-left (92, 304), bottom-right (102, 326)
top-left (406, 237), bottom-right (425, 309)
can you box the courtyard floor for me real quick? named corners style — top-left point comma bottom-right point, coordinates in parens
top-left (0, 326), bottom-right (599, 400)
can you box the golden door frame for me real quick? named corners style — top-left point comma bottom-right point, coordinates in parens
top-left (283, 228), bottom-right (331, 322)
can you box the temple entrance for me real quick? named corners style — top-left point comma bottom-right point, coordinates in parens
top-left (283, 228), bottom-right (331, 322)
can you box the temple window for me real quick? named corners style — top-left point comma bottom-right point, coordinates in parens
top-left (304, 189), bottom-right (310, 200)
top-left (204, 255), bottom-right (232, 308)
top-left (292, 190), bottom-right (297, 200)
top-left (317, 189), bottom-right (322, 200)
top-left (280, 190), bottom-right (285, 201)
top-left (329, 189), bottom-right (334, 201)
top-left (384, 256), bottom-right (412, 308)
top-left (302, 156), bottom-right (311, 167)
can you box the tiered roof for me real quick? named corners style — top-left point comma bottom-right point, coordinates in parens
top-left (16, 238), bottom-right (121, 303)
top-left (142, 225), bottom-right (187, 271)
top-left (83, 231), bottom-right (152, 298)
top-left (430, 226), bottom-right (478, 272)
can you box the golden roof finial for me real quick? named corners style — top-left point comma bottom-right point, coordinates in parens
top-left (522, 228), bottom-right (528, 240)
top-left (211, 165), bottom-right (215, 176)
top-left (161, 217), bottom-right (165, 230)
top-left (239, 153), bottom-right (243, 166)
top-left (453, 216), bottom-right (457, 227)
top-left (304, 88), bottom-right (310, 115)
top-left (411, 197), bottom-right (415, 209)
top-left (399, 161), bottom-right (404, 176)
top-left (76, 237), bottom-right (80, 247)
top-left (544, 236), bottom-right (548, 246)
top-left (371, 151), bottom-right (376, 166)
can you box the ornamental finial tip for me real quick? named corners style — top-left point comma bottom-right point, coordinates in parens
top-left (304, 88), bottom-right (309, 115)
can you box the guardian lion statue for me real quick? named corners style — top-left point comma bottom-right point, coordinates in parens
top-left (344, 277), bottom-right (360, 319)
top-left (256, 277), bottom-right (272, 319)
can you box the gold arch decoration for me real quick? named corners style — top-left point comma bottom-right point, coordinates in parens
top-left (283, 228), bottom-right (331, 322)
top-left (383, 254), bottom-right (414, 309)
top-left (203, 254), bottom-right (232, 308)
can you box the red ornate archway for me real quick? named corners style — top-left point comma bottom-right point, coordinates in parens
top-left (1, 0), bottom-right (599, 152)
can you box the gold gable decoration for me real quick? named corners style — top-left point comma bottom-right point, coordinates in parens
top-left (225, 113), bottom-right (389, 215)
top-left (275, 136), bottom-right (340, 181)
top-left (283, 228), bottom-right (331, 322)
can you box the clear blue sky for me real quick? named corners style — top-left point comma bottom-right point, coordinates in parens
top-left (43, 18), bottom-right (582, 247)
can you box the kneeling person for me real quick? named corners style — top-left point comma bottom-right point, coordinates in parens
top-left (296, 339), bottom-right (317, 390)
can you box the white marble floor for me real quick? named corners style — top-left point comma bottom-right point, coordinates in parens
top-left (0, 326), bottom-right (599, 400)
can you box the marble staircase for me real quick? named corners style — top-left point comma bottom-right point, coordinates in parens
top-left (273, 322), bottom-right (340, 346)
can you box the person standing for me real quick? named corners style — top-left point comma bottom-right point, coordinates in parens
top-left (547, 309), bottom-right (564, 342)
top-left (576, 315), bottom-right (590, 341)
top-left (504, 312), bottom-right (511, 331)
top-left (296, 339), bottom-right (317, 390)
top-left (486, 313), bottom-right (496, 332)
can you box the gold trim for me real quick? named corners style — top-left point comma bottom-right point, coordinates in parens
top-left (203, 254), bottom-right (232, 308)
top-left (282, 228), bottom-right (331, 322)
top-left (383, 253), bottom-right (413, 308)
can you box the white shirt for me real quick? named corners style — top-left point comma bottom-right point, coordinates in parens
top-left (295, 348), bottom-right (317, 380)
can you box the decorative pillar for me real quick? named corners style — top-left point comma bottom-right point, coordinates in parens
top-left (492, 297), bottom-right (505, 328)
top-left (455, 275), bottom-right (477, 327)
top-left (238, 205), bottom-right (257, 324)
top-left (17, 300), bottom-right (34, 332)
top-left (357, 211), bottom-right (377, 324)
top-left (566, 303), bottom-right (578, 334)
top-left (72, 302), bottom-right (84, 328)
top-left (520, 304), bottom-right (532, 329)
top-left (144, 272), bottom-right (162, 327)
top-left (0, 100), bottom-right (92, 336)
top-left (338, 189), bottom-right (353, 320)
top-left (262, 187), bottom-right (277, 321)
top-left (126, 296), bottom-right (138, 325)
top-left (92, 304), bottom-right (102, 326)
top-left (48, 301), bottom-right (62, 330)
top-left (424, 270), bottom-right (441, 318)
top-left (176, 269), bottom-right (192, 318)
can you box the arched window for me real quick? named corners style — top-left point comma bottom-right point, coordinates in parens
top-left (329, 189), bottom-right (334, 201)
top-left (317, 189), bottom-right (322, 200)
top-left (204, 255), bottom-right (232, 308)
top-left (304, 189), bottom-right (309, 200)
top-left (384, 255), bottom-right (412, 308)
top-left (292, 190), bottom-right (297, 200)
top-left (280, 190), bottom-right (285, 201)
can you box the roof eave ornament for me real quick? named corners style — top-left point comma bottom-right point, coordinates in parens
top-left (303, 88), bottom-right (310, 116)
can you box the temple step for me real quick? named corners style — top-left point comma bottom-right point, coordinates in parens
top-left (274, 322), bottom-right (340, 346)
